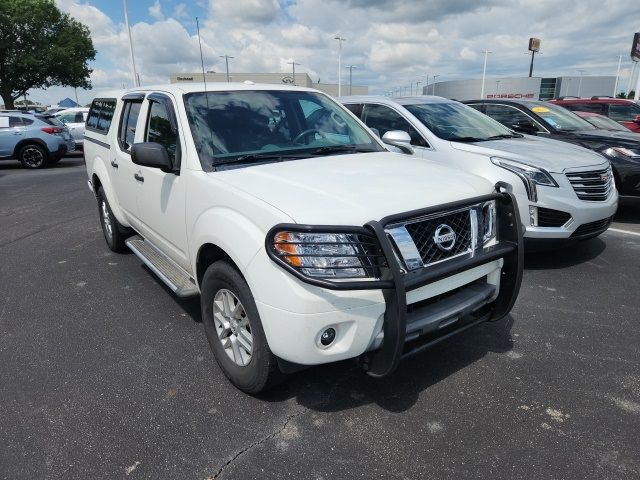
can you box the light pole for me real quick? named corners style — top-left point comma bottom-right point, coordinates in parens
top-left (432, 74), bottom-right (440, 95)
top-left (287, 61), bottom-right (300, 85)
top-left (334, 36), bottom-right (346, 96)
top-left (495, 79), bottom-right (501, 95)
top-left (480, 50), bottom-right (492, 99)
top-left (614, 55), bottom-right (623, 97)
top-left (416, 81), bottom-right (422, 95)
top-left (220, 54), bottom-right (234, 83)
top-left (123, 0), bottom-right (139, 87)
top-left (577, 69), bottom-right (586, 97)
top-left (345, 65), bottom-right (356, 95)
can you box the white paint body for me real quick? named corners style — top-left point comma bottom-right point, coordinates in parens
top-left (84, 83), bottom-right (504, 365)
top-left (341, 96), bottom-right (618, 240)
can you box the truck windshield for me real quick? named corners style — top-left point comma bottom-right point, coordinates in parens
top-left (521, 101), bottom-right (596, 132)
top-left (184, 90), bottom-right (383, 168)
top-left (404, 102), bottom-right (518, 142)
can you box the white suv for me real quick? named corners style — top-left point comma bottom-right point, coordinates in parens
top-left (84, 83), bottom-right (522, 393)
top-left (54, 108), bottom-right (89, 151)
top-left (342, 96), bottom-right (618, 247)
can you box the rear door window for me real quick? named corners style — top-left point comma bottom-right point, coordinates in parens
top-left (608, 103), bottom-right (640, 121)
top-left (118, 101), bottom-right (142, 152)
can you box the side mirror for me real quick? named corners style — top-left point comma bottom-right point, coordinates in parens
top-left (382, 130), bottom-right (414, 155)
top-left (131, 142), bottom-right (172, 170)
top-left (633, 114), bottom-right (640, 124)
top-left (511, 120), bottom-right (538, 135)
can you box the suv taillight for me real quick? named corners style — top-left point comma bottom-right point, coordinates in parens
top-left (41, 127), bottom-right (63, 134)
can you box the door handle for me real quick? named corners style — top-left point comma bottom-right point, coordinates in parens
top-left (110, 160), bottom-right (118, 169)
top-left (134, 173), bottom-right (144, 183)
top-left (12, 132), bottom-right (23, 135)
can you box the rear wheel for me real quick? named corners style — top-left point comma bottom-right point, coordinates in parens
top-left (18, 144), bottom-right (48, 169)
top-left (96, 187), bottom-right (129, 252)
top-left (201, 261), bottom-right (283, 393)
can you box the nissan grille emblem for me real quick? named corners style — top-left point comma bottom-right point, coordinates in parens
top-left (433, 224), bottom-right (456, 251)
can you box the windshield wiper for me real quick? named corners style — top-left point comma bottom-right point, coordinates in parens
top-left (487, 133), bottom-right (523, 139)
top-left (308, 145), bottom-right (377, 155)
top-left (214, 152), bottom-right (303, 168)
top-left (448, 136), bottom-right (487, 143)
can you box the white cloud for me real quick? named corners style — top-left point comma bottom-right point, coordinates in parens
top-left (148, 0), bottom-right (164, 21)
top-left (459, 47), bottom-right (478, 61)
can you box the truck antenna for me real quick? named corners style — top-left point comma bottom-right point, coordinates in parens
top-left (196, 17), bottom-right (210, 109)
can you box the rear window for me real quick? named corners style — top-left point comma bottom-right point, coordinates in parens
top-left (86, 99), bottom-right (117, 134)
top-left (37, 115), bottom-right (64, 126)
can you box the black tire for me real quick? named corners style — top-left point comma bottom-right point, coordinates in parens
top-left (17, 144), bottom-right (48, 169)
top-left (96, 187), bottom-right (129, 253)
top-left (201, 261), bottom-right (283, 393)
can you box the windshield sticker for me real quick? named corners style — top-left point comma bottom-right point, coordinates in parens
top-left (532, 106), bottom-right (550, 113)
top-left (544, 117), bottom-right (559, 127)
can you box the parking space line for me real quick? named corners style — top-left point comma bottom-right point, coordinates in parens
top-left (607, 228), bottom-right (640, 237)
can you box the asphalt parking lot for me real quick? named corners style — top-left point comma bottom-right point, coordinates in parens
top-left (1, 156), bottom-right (639, 480)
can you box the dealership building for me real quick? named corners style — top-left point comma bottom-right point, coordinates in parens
top-left (423, 76), bottom-right (617, 101)
top-left (170, 72), bottom-right (368, 97)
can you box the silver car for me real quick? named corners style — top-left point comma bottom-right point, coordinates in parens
top-left (55, 108), bottom-right (89, 151)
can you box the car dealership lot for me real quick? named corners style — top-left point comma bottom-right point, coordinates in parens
top-left (1, 157), bottom-right (639, 479)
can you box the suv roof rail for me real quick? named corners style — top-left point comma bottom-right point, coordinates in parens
top-left (590, 96), bottom-right (614, 100)
top-left (556, 96), bottom-right (580, 100)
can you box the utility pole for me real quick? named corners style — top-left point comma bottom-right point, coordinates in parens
top-left (528, 51), bottom-right (535, 77)
top-left (219, 54), bottom-right (234, 83)
top-left (123, 0), bottom-right (139, 87)
top-left (480, 50), bottom-right (492, 99)
top-left (334, 36), bottom-right (346, 96)
top-left (287, 61), bottom-right (300, 86)
top-left (345, 65), bottom-right (356, 95)
top-left (635, 61), bottom-right (640, 101)
top-left (416, 81), bottom-right (422, 95)
top-left (627, 61), bottom-right (637, 97)
top-left (614, 55), bottom-right (622, 97)
top-left (74, 87), bottom-right (79, 105)
top-left (432, 74), bottom-right (440, 95)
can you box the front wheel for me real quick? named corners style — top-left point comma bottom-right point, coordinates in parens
top-left (201, 261), bottom-right (283, 393)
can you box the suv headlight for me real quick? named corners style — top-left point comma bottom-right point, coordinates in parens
top-left (268, 230), bottom-right (382, 279)
top-left (491, 157), bottom-right (558, 202)
top-left (603, 147), bottom-right (640, 159)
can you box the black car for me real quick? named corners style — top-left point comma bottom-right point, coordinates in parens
top-left (463, 99), bottom-right (640, 201)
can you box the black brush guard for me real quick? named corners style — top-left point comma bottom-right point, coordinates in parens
top-left (266, 190), bottom-right (523, 377)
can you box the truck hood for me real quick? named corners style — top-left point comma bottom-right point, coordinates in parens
top-left (214, 152), bottom-right (493, 225)
top-left (449, 135), bottom-right (607, 173)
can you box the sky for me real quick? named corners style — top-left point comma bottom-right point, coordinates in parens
top-left (24, 0), bottom-right (640, 106)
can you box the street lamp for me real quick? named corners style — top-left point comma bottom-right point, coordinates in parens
top-left (334, 36), bottom-right (346, 96)
top-left (344, 65), bottom-right (357, 95)
top-left (614, 55), bottom-right (622, 97)
top-left (480, 50), bottom-right (492, 99)
top-left (219, 54), bottom-right (234, 83)
top-left (287, 61), bottom-right (300, 86)
top-left (432, 74), bottom-right (440, 95)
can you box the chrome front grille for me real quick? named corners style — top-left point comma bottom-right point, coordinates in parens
top-left (565, 167), bottom-right (614, 201)
top-left (405, 210), bottom-right (473, 265)
top-left (385, 201), bottom-right (495, 271)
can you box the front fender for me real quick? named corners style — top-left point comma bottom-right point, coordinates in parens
top-left (189, 206), bottom-right (274, 283)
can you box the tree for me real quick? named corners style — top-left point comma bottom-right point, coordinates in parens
top-left (628, 90), bottom-right (636, 99)
top-left (0, 0), bottom-right (95, 109)
top-left (616, 92), bottom-right (627, 99)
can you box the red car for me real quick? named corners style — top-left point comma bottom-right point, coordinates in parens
top-left (551, 97), bottom-right (640, 133)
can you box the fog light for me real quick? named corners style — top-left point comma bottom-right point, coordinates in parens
top-left (320, 328), bottom-right (336, 346)
top-left (529, 205), bottom-right (538, 227)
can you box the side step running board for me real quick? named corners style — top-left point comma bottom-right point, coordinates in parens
top-left (126, 235), bottom-right (199, 298)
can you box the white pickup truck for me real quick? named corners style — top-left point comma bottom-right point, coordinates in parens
top-left (84, 83), bottom-right (523, 393)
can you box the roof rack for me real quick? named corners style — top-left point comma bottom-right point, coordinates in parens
top-left (556, 96), bottom-right (580, 100)
top-left (590, 96), bottom-right (614, 100)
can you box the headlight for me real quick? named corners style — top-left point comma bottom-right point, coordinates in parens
top-left (491, 157), bottom-right (558, 202)
top-left (603, 147), bottom-right (640, 158)
top-left (269, 231), bottom-right (381, 279)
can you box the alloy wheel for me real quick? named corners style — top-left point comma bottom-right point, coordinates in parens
top-left (213, 289), bottom-right (253, 366)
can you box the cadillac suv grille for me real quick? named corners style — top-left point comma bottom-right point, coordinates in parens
top-left (404, 210), bottom-right (473, 265)
top-left (565, 168), bottom-right (614, 202)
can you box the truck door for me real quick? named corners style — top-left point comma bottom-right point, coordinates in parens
top-left (132, 93), bottom-right (189, 270)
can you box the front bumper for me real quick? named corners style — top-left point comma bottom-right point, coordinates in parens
top-left (257, 191), bottom-right (523, 377)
